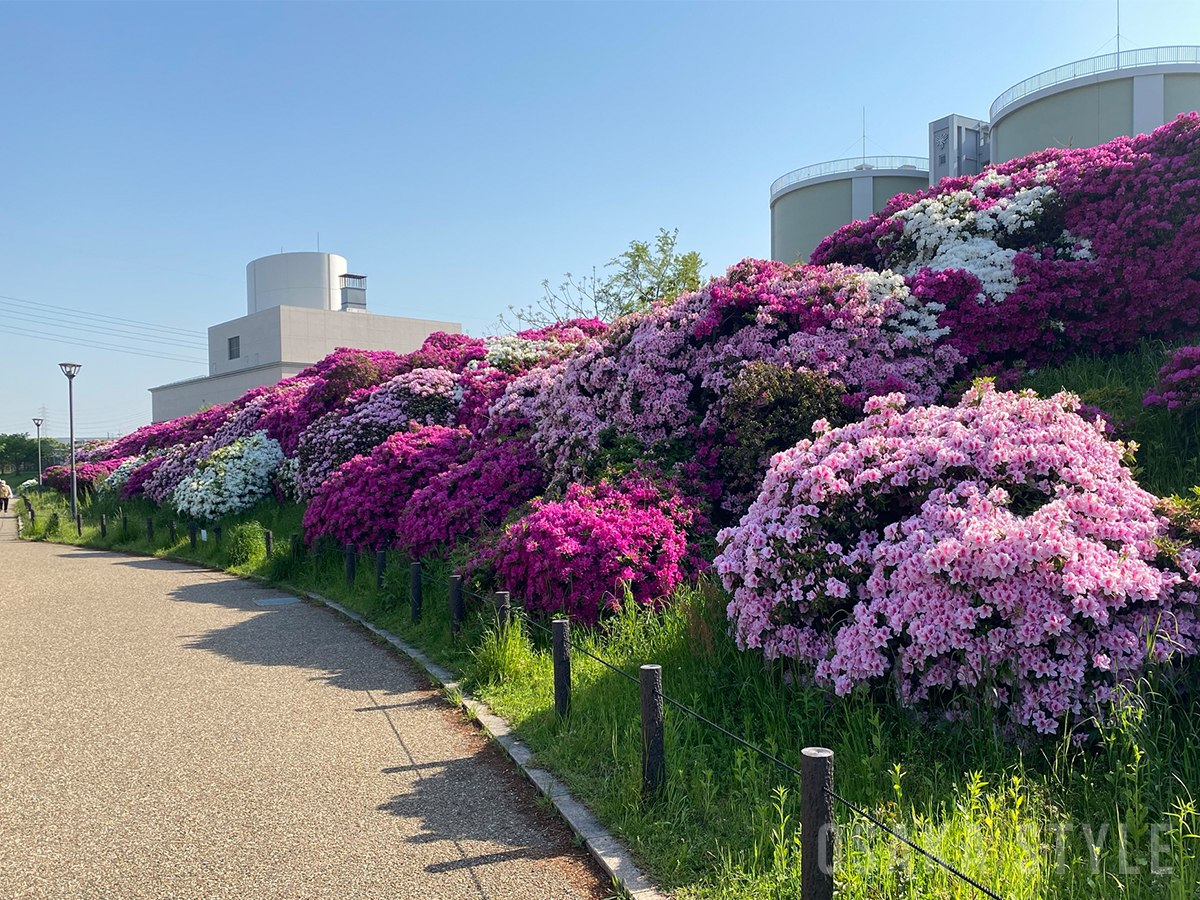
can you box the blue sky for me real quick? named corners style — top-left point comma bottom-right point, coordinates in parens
top-left (2, 0), bottom-right (1199, 439)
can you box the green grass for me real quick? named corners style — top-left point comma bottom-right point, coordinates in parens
top-left (16, 396), bottom-right (1200, 900)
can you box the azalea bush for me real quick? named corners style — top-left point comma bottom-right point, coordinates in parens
top-left (716, 382), bottom-right (1200, 733)
top-left (813, 114), bottom-right (1200, 368)
top-left (1143, 344), bottom-right (1200, 414)
top-left (171, 431), bottom-right (284, 522)
top-left (302, 424), bottom-right (471, 551)
top-left (97, 454), bottom-right (151, 496)
top-left (42, 460), bottom-right (122, 496)
top-left (476, 471), bottom-right (707, 624)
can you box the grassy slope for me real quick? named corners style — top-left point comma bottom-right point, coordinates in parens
top-left (15, 349), bottom-right (1200, 900)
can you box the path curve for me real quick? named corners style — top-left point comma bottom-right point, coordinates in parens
top-left (0, 528), bottom-right (612, 900)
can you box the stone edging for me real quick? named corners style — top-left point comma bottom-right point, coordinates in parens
top-left (299, 590), bottom-right (669, 900)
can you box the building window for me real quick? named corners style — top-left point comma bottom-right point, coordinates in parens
top-left (228, 336), bottom-right (240, 360)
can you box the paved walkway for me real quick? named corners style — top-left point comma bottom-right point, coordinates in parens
top-left (0, 517), bottom-right (612, 899)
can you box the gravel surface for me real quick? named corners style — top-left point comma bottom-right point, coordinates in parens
top-left (0, 523), bottom-right (614, 900)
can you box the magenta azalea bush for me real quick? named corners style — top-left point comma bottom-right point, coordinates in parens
top-left (813, 114), bottom-right (1200, 368)
top-left (716, 382), bottom-right (1200, 732)
top-left (302, 425), bottom-right (471, 551)
top-left (42, 460), bottom-right (123, 495)
top-left (1144, 345), bottom-right (1200, 414)
top-left (478, 472), bottom-right (707, 625)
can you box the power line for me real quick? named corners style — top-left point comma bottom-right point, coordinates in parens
top-left (3, 323), bottom-right (207, 364)
top-left (0, 293), bottom-right (206, 338)
top-left (0, 306), bottom-right (207, 350)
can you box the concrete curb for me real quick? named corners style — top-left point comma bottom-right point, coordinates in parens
top-left (300, 590), bottom-right (669, 900)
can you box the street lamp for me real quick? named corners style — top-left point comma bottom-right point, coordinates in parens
top-left (32, 417), bottom-right (44, 486)
top-left (58, 363), bottom-right (81, 518)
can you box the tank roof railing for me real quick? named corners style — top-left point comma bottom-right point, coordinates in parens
top-left (770, 156), bottom-right (928, 199)
top-left (990, 45), bottom-right (1200, 122)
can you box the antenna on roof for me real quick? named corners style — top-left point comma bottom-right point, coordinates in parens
top-left (862, 107), bottom-right (866, 164)
top-left (317, 231), bottom-right (320, 252)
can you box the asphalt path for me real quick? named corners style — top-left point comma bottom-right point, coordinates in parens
top-left (0, 515), bottom-right (612, 900)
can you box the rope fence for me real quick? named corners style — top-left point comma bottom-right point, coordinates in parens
top-left (15, 501), bottom-right (1008, 900)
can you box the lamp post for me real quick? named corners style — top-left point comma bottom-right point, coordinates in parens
top-left (58, 363), bottom-right (81, 519)
top-left (32, 417), bottom-right (43, 486)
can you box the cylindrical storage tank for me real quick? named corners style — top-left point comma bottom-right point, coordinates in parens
top-left (770, 157), bottom-right (929, 264)
top-left (246, 252), bottom-right (349, 314)
top-left (990, 46), bottom-right (1200, 164)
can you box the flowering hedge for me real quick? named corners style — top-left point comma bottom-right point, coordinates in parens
top-left (813, 114), bottom-right (1200, 368)
top-left (171, 432), bottom-right (285, 522)
top-left (42, 460), bottom-right (123, 495)
top-left (1144, 345), bottom-right (1200, 414)
top-left (477, 472), bottom-right (707, 624)
top-left (716, 383), bottom-right (1200, 732)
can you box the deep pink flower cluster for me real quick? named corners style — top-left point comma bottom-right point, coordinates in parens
top-left (302, 424), bottom-right (471, 551)
top-left (42, 459), bottom-right (124, 495)
top-left (395, 433), bottom-right (547, 558)
top-left (716, 383), bottom-right (1200, 732)
top-left (121, 455), bottom-right (167, 499)
top-left (477, 472), bottom-right (706, 625)
top-left (813, 114), bottom-right (1200, 367)
top-left (1144, 345), bottom-right (1200, 413)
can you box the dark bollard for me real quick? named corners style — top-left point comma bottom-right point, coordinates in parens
top-left (100, 514), bottom-right (107, 538)
top-left (494, 590), bottom-right (511, 626)
top-left (448, 575), bottom-right (464, 636)
top-left (410, 561), bottom-right (422, 622)
top-left (169, 520), bottom-right (176, 544)
top-left (375, 550), bottom-right (386, 590)
top-left (29, 507), bottom-right (36, 525)
top-left (122, 513), bottom-right (128, 533)
top-left (76, 513), bottom-right (82, 536)
top-left (640, 664), bottom-right (664, 797)
top-left (189, 521), bottom-right (197, 549)
top-left (553, 619), bottom-right (571, 719)
top-left (290, 533), bottom-right (300, 563)
top-left (264, 530), bottom-right (273, 558)
top-left (146, 518), bottom-right (154, 542)
top-left (801, 748), bottom-right (835, 900)
top-left (214, 525), bottom-right (221, 544)
top-left (345, 543), bottom-right (357, 586)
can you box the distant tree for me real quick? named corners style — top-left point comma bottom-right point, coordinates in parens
top-left (499, 228), bottom-right (706, 329)
top-left (0, 432), bottom-right (39, 473)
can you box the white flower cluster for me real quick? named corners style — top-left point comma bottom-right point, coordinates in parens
top-left (484, 335), bottom-right (556, 371)
top-left (274, 456), bottom-right (300, 503)
top-left (171, 431), bottom-right (284, 522)
top-left (19, 478), bottom-right (37, 491)
top-left (858, 268), bottom-right (950, 343)
top-left (98, 455), bottom-right (148, 495)
top-left (886, 165), bottom-right (1084, 304)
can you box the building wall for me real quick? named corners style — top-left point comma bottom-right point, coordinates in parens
top-left (771, 179), bottom-right (851, 264)
top-left (1166, 72), bottom-right (1200, 120)
top-left (209, 307), bottom-right (285, 376)
top-left (278, 306), bottom-right (461, 361)
top-left (873, 175), bottom-right (928, 210)
top-left (992, 79), bottom-right (1133, 162)
top-left (150, 364), bottom-right (303, 423)
top-left (245, 252), bottom-right (348, 314)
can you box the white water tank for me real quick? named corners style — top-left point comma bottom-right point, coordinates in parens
top-left (246, 252), bottom-right (348, 314)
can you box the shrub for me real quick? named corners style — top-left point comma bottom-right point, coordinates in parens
top-left (1143, 344), bottom-right (1200, 414)
top-left (171, 432), bottom-right (285, 522)
top-left (42, 460), bottom-right (122, 496)
top-left (476, 471), bottom-right (707, 625)
top-left (716, 382), bottom-right (1200, 734)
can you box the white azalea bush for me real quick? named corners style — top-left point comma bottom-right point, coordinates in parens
top-left (171, 431), bottom-right (284, 522)
top-left (97, 454), bottom-right (149, 496)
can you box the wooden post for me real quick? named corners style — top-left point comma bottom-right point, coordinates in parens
top-left (801, 748), bottom-right (835, 900)
top-left (345, 543), bottom-right (356, 586)
top-left (29, 507), bottom-right (35, 525)
top-left (264, 530), bottom-right (273, 558)
top-left (146, 518), bottom-right (154, 541)
top-left (99, 514), bottom-right (107, 538)
top-left (169, 520), bottom-right (176, 544)
top-left (122, 513), bottom-right (127, 533)
top-left (494, 590), bottom-right (511, 626)
top-left (448, 575), bottom-right (464, 636)
top-left (76, 513), bottom-right (82, 536)
top-left (290, 533), bottom-right (300, 563)
top-left (553, 619), bottom-right (571, 719)
top-left (640, 664), bottom-right (664, 797)
top-left (189, 521), bottom-right (197, 549)
top-left (375, 550), bottom-right (386, 590)
top-left (214, 524), bottom-right (221, 544)
top-left (410, 561), bottom-right (422, 622)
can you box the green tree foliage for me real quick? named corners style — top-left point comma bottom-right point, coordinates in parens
top-left (501, 228), bottom-right (706, 328)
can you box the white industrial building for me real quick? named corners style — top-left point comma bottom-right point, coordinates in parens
top-left (771, 45), bottom-right (1200, 264)
top-left (149, 252), bottom-right (461, 422)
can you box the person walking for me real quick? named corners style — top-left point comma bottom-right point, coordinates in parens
top-left (0, 480), bottom-right (10, 513)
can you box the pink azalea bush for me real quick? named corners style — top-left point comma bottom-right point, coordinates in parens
top-left (302, 424), bottom-right (471, 551)
top-left (812, 114), bottom-right (1200, 368)
top-left (1143, 345), bottom-right (1200, 414)
top-left (43, 459), bottom-right (123, 495)
top-left (477, 472), bottom-right (707, 625)
top-left (715, 382), bottom-right (1200, 733)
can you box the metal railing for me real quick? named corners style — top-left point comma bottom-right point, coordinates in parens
top-left (770, 156), bottom-right (929, 199)
top-left (990, 45), bottom-right (1200, 121)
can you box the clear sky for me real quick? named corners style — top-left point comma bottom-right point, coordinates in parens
top-left (2, 0), bottom-right (1198, 439)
